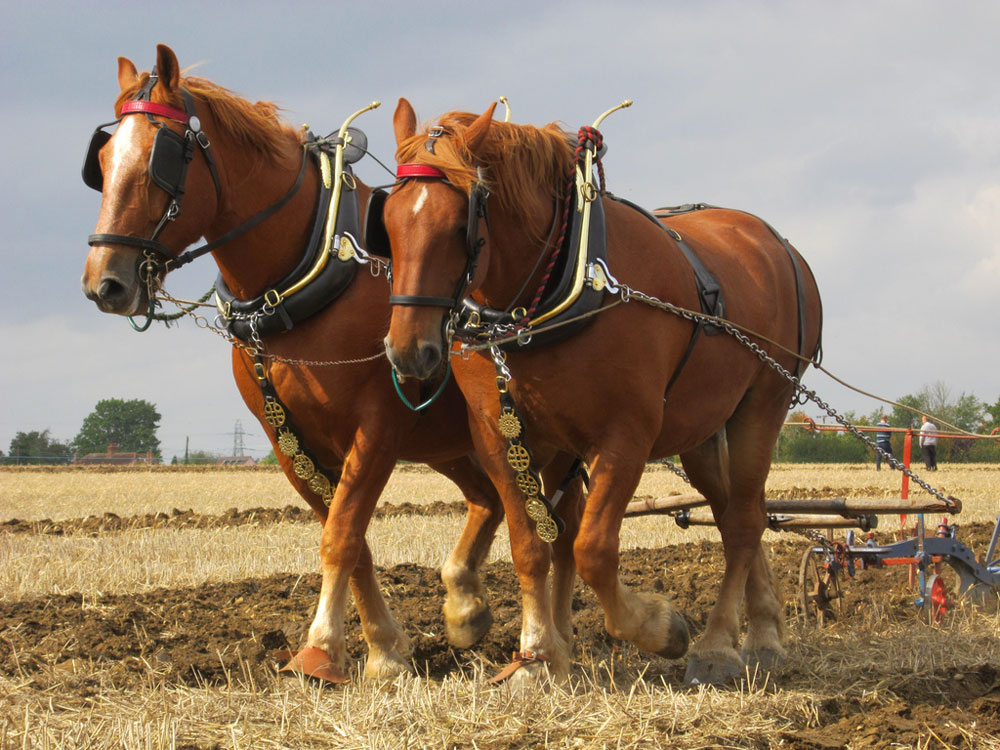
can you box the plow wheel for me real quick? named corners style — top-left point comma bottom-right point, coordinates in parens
top-left (798, 548), bottom-right (842, 626)
top-left (923, 573), bottom-right (950, 625)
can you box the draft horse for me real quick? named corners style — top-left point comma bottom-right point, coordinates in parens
top-left (81, 45), bottom-right (529, 682)
top-left (382, 98), bottom-right (823, 684)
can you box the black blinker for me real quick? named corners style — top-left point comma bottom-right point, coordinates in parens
top-left (83, 128), bottom-right (112, 192)
top-left (149, 127), bottom-right (192, 198)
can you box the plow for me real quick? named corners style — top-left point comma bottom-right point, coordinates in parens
top-left (624, 449), bottom-right (1000, 626)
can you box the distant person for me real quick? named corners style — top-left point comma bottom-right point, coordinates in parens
top-left (920, 415), bottom-right (938, 470)
top-left (874, 414), bottom-right (893, 470)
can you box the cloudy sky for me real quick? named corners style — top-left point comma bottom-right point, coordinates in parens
top-left (2, 1), bottom-right (997, 461)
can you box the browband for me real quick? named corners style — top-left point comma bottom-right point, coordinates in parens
top-left (396, 163), bottom-right (447, 179)
top-left (120, 100), bottom-right (191, 124)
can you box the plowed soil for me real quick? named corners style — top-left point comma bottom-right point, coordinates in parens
top-left (2, 509), bottom-right (998, 749)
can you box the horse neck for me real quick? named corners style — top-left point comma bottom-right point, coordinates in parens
top-left (474, 189), bottom-right (559, 310)
top-left (203, 123), bottom-right (324, 300)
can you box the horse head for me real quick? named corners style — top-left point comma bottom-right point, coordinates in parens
top-left (382, 98), bottom-right (497, 380)
top-left (82, 44), bottom-right (222, 315)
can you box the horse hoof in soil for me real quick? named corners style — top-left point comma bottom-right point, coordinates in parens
top-left (364, 650), bottom-right (414, 681)
top-left (279, 647), bottom-right (348, 684)
top-left (445, 604), bottom-right (493, 649)
top-left (742, 645), bottom-right (786, 673)
top-left (683, 651), bottom-right (743, 687)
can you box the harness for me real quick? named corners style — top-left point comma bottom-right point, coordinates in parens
top-left (83, 74), bottom-right (385, 507)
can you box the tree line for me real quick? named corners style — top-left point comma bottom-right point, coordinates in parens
top-left (776, 383), bottom-right (1000, 463)
top-left (1, 399), bottom-right (161, 465)
top-left (5, 385), bottom-right (999, 465)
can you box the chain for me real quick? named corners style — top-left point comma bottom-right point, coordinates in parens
top-left (612, 283), bottom-right (958, 511)
top-left (155, 287), bottom-right (386, 367)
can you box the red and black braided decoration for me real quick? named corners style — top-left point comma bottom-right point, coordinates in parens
top-left (522, 126), bottom-right (605, 324)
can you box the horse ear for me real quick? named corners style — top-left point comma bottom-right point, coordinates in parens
top-left (393, 98), bottom-right (418, 147)
top-left (463, 102), bottom-right (497, 155)
top-left (155, 44), bottom-right (181, 91)
top-left (117, 57), bottom-right (139, 91)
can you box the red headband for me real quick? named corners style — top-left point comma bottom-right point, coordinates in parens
top-left (396, 163), bottom-right (447, 179)
top-left (120, 100), bottom-right (190, 124)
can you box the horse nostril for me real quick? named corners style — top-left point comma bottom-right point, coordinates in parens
top-left (418, 342), bottom-right (442, 375)
top-left (98, 278), bottom-right (126, 303)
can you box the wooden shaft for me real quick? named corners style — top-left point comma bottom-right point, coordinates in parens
top-left (624, 494), bottom-right (960, 517)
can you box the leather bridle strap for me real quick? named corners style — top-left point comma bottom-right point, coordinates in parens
top-left (388, 163), bottom-right (489, 311)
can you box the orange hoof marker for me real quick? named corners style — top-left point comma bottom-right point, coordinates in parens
top-left (279, 646), bottom-right (349, 684)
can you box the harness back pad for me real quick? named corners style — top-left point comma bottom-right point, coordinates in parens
top-left (215, 153), bottom-right (359, 340)
top-left (457, 191), bottom-right (608, 351)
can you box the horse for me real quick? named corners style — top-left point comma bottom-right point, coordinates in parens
top-left (380, 98), bottom-right (824, 685)
top-left (81, 44), bottom-right (548, 683)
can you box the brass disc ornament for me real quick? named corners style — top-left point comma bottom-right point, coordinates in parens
top-left (293, 453), bottom-right (315, 480)
top-left (535, 515), bottom-right (559, 543)
top-left (263, 400), bottom-right (287, 428)
top-left (516, 471), bottom-right (539, 497)
top-left (525, 497), bottom-right (548, 522)
top-left (506, 444), bottom-right (531, 472)
top-left (308, 472), bottom-right (331, 498)
top-left (277, 429), bottom-right (299, 457)
top-left (498, 410), bottom-right (522, 439)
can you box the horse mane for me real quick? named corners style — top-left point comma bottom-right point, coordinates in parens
top-left (395, 111), bottom-right (573, 215)
top-left (116, 73), bottom-right (301, 163)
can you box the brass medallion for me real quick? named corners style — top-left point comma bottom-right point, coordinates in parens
top-left (293, 453), bottom-right (315, 480)
top-left (535, 515), bottom-right (559, 543)
top-left (506, 444), bottom-right (531, 472)
top-left (498, 410), bottom-right (522, 439)
top-left (525, 497), bottom-right (548, 522)
top-left (308, 472), bottom-right (331, 498)
top-left (277, 429), bottom-right (299, 457)
top-left (263, 400), bottom-right (286, 428)
top-left (516, 471), bottom-right (539, 497)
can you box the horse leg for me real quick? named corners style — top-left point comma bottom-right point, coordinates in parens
top-left (679, 430), bottom-right (786, 679)
top-left (541, 457), bottom-right (584, 648)
top-left (464, 429), bottom-right (574, 683)
top-left (428, 456), bottom-right (505, 648)
top-left (301, 440), bottom-right (411, 681)
top-left (573, 452), bottom-right (690, 661)
top-left (682, 397), bottom-right (787, 685)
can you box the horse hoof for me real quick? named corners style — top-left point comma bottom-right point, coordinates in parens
top-left (656, 610), bottom-right (691, 659)
top-left (445, 604), bottom-right (493, 649)
top-left (683, 652), bottom-right (743, 686)
top-left (364, 650), bottom-right (414, 681)
top-left (742, 645), bottom-right (786, 673)
top-left (279, 647), bottom-right (348, 684)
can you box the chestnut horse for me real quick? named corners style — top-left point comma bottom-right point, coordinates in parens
top-left (81, 45), bottom-right (527, 683)
top-left (382, 99), bottom-right (823, 684)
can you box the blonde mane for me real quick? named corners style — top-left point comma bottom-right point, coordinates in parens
top-left (395, 111), bottom-right (574, 217)
top-left (117, 73), bottom-right (300, 162)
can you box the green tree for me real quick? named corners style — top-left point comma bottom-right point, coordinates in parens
top-left (6, 429), bottom-right (72, 465)
top-left (72, 398), bottom-right (162, 459)
top-left (258, 450), bottom-right (279, 465)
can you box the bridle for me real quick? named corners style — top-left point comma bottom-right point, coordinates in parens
top-left (84, 68), bottom-right (312, 279)
top-left (386, 163), bottom-right (490, 314)
top-left (85, 69), bottom-right (223, 268)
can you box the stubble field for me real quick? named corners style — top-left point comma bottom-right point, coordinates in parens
top-left (1, 462), bottom-right (998, 749)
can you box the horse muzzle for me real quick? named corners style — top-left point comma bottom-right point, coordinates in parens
top-left (383, 335), bottom-right (444, 382)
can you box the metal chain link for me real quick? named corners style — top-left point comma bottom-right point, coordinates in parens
top-left (613, 283), bottom-right (958, 510)
top-left (155, 287), bottom-right (386, 367)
